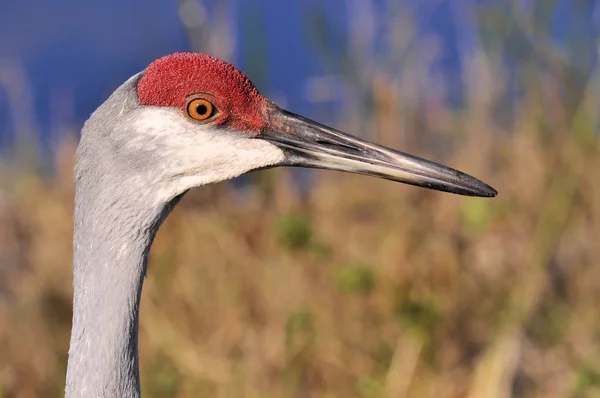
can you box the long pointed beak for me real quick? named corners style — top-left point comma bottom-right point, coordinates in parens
top-left (258, 107), bottom-right (497, 197)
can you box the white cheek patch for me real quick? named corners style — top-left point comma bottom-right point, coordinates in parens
top-left (129, 108), bottom-right (285, 202)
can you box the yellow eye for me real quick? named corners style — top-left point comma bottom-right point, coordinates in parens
top-left (186, 98), bottom-right (215, 121)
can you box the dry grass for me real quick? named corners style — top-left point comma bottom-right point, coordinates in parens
top-left (0, 96), bottom-right (598, 397)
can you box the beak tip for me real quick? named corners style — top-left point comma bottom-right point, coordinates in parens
top-left (475, 183), bottom-right (498, 198)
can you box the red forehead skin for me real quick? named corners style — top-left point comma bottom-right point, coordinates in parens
top-left (137, 53), bottom-right (268, 132)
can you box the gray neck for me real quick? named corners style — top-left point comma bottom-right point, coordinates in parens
top-left (66, 180), bottom-right (180, 397)
top-left (65, 73), bottom-right (182, 397)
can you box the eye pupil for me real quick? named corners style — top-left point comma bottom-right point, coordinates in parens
top-left (196, 104), bottom-right (207, 115)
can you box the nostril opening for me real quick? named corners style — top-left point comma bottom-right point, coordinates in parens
top-left (315, 139), bottom-right (362, 154)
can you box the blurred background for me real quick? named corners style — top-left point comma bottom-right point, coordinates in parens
top-left (1, 1), bottom-right (599, 397)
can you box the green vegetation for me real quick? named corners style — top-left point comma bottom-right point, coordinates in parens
top-left (275, 213), bottom-right (313, 251)
top-left (335, 263), bottom-right (375, 295)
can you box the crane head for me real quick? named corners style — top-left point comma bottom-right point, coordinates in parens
top-left (130, 52), bottom-right (496, 200)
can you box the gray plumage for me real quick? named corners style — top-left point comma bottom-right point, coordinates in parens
top-left (67, 75), bottom-right (182, 397)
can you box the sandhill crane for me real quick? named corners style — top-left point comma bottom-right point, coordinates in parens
top-left (65, 52), bottom-right (496, 397)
